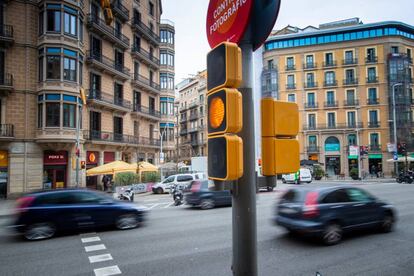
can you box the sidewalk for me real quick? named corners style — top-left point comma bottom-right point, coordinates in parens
top-left (0, 199), bottom-right (15, 218)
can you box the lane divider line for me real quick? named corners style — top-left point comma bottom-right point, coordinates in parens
top-left (82, 237), bottom-right (101, 243)
top-left (89, 254), bottom-right (113, 264)
top-left (94, 265), bottom-right (122, 276)
top-left (85, 244), bottom-right (106, 252)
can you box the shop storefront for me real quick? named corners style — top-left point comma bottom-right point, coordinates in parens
top-left (0, 151), bottom-right (8, 198)
top-left (86, 151), bottom-right (99, 189)
top-left (326, 156), bottom-right (341, 176)
top-left (43, 151), bottom-right (68, 189)
top-left (348, 145), bottom-right (359, 175)
top-left (368, 154), bottom-right (383, 176)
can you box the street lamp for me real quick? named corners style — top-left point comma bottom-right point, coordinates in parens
top-left (392, 83), bottom-right (403, 175)
top-left (154, 127), bottom-right (168, 180)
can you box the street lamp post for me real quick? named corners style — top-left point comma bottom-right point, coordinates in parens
top-left (392, 83), bottom-right (403, 175)
top-left (156, 127), bottom-right (167, 180)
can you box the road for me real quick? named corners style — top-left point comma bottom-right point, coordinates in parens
top-left (0, 181), bottom-right (414, 276)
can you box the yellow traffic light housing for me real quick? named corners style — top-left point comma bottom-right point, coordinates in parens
top-left (262, 138), bottom-right (300, 175)
top-left (208, 89), bottom-right (242, 136)
top-left (80, 88), bottom-right (87, 105)
top-left (207, 42), bottom-right (242, 92)
top-left (208, 134), bottom-right (243, 181)
top-left (261, 98), bottom-right (300, 176)
top-left (100, 0), bottom-right (113, 26)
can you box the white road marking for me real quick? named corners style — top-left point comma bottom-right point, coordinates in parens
top-left (147, 203), bottom-right (160, 209)
top-left (164, 202), bottom-right (174, 208)
top-left (89, 254), bottom-right (113, 263)
top-left (81, 237), bottom-right (101, 243)
top-left (94, 265), bottom-right (122, 276)
top-left (85, 244), bottom-right (106, 252)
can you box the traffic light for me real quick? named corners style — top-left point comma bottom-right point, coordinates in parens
top-left (207, 42), bottom-right (242, 92)
top-left (397, 143), bottom-right (407, 155)
top-left (80, 161), bottom-right (86, 170)
top-left (261, 99), bottom-right (300, 176)
top-left (80, 88), bottom-right (87, 105)
top-left (207, 42), bottom-right (243, 181)
top-left (100, 0), bottom-right (113, 25)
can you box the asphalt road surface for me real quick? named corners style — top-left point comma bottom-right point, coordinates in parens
top-left (0, 181), bottom-right (413, 276)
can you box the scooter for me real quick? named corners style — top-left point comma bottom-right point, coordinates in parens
top-left (171, 185), bottom-right (184, 206)
top-left (118, 189), bottom-right (135, 201)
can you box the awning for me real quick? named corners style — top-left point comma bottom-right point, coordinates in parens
top-left (86, 160), bottom-right (135, 176)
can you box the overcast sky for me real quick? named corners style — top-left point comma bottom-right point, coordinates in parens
top-left (161, 0), bottom-right (414, 83)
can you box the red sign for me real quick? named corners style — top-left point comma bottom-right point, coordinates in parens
top-left (87, 151), bottom-right (99, 165)
top-left (104, 152), bottom-right (115, 164)
top-left (44, 151), bottom-right (68, 165)
top-left (206, 0), bottom-right (253, 49)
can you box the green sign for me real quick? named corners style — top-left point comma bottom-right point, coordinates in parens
top-left (348, 155), bottom-right (358, 159)
top-left (368, 154), bottom-right (382, 159)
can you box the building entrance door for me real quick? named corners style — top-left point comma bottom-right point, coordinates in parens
top-left (326, 156), bottom-right (340, 176)
top-left (44, 166), bottom-right (66, 189)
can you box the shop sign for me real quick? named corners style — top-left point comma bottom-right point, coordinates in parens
top-left (87, 151), bottom-right (99, 165)
top-left (348, 146), bottom-right (359, 159)
top-left (325, 144), bottom-right (340, 152)
top-left (368, 154), bottom-right (383, 159)
top-left (44, 151), bottom-right (68, 165)
top-left (104, 152), bottom-right (115, 164)
top-left (0, 151), bottom-right (8, 167)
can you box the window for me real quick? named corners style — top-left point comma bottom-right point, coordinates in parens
top-left (149, 1), bottom-right (154, 16)
top-left (345, 69), bottom-right (355, 80)
top-left (46, 102), bottom-right (60, 127)
top-left (38, 103), bottom-right (43, 128)
top-left (346, 90), bottom-right (355, 104)
top-left (79, 18), bottom-right (83, 42)
top-left (114, 117), bottom-right (123, 140)
top-left (346, 188), bottom-right (373, 202)
top-left (114, 83), bottom-right (123, 105)
top-left (347, 111), bottom-right (356, 127)
top-left (368, 88), bottom-right (377, 103)
top-left (325, 71), bottom-right (335, 85)
top-left (287, 94), bottom-right (295, 102)
top-left (322, 189), bottom-right (350, 203)
top-left (63, 57), bottom-right (76, 81)
top-left (286, 57), bottom-right (294, 69)
top-left (370, 133), bottom-right (379, 146)
top-left (63, 103), bottom-right (76, 128)
top-left (326, 91), bottom-right (335, 104)
top-left (38, 56), bottom-right (44, 82)
top-left (267, 59), bottom-right (274, 69)
top-left (348, 134), bottom-right (357, 145)
top-left (115, 20), bottom-right (122, 37)
top-left (79, 60), bottom-right (83, 85)
top-left (307, 93), bottom-right (315, 105)
top-left (160, 30), bottom-right (174, 44)
top-left (160, 51), bottom-right (174, 66)
top-left (325, 53), bottom-right (334, 65)
top-left (305, 55), bottom-right (313, 66)
top-left (345, 50), bottom-right (354, 63)
top-left (47, 9), bottom-right (61, 32)
top-left (391, 46), bottom-right (399, 54)
top-left (47, 55), bottom-right (61, 79)
top-left (306, 73), bottom-right (314, 84)
top-left (308, 114), bottom-right (316, 128)
top-left (407, 48), bottom-right (412, 59)
top-left (39, 11), bottom-right (44, 35)
top-left (308, 135), bottom-right (317, 146)
top-left (369, 110), bottom-right (379, 124)
top-left (327, 112), bottom-right (336, 127)
top-left (287, 75), bottom-right (295, 85)
top-left (64, 11), bottom-right (77, 36)
top-left (367, 67), bottom-right (377, 81)
top-left (367, 48), bottom-right (376, 61)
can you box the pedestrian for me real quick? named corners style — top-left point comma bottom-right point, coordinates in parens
top-left (371, 165), bottom-right (376, 178)
top-left (102, 175), bottom-right (109, 191)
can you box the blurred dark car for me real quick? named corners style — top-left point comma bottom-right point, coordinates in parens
top-left (275, 186), bottom-right (396, 245)
top-left (185, 180), bottom-right (232, 210)
top-left (10, 189), bottom-right (147, 240)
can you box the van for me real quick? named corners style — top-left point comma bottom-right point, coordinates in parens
top-left (152, 173), bottom-right (205, 194)
top-left (282, 168), bottom-right (312, 184)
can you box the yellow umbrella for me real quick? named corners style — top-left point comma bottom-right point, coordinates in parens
top-left (86, 160), bottom-right (135, 176)
top-left (126, 161), bottom-right (159, 173)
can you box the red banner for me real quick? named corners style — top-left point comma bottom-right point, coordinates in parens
top-left (44, 151), bottom-right (68, 165)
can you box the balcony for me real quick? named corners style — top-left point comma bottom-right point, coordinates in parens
top-left (86, 14), bottom-right (129, 49)
top-left (132, 105), bottom-right (161, 121)
top-left (0, 73), bottom-right (14, 96)
top-left (84, 130), bottom-right (138, 145)
top-left (189, 113), bottom-right (199, 121)
top-left (366, 77), bottom-right (379, 83)
top-left (0, 24), bottom-right (14, 48)
top-left (367, 98), bottom-right (379, 105)
top-left (132, 74), bottom-right (160, 94)
top-left (132, 17), bottom-right (160, 46)
top-left (285, 65), bottom-right (296, 71)
top-left (131, 46), bottom-right (160, 69)
top-left (286, 83), bottom-right (296, 90)
top-left (365, 56), bottom-right (378, 63)
top-left (343, 99), bottom-right (359, 107)
top-left (303, 62), bottom-right (317, 70)
top-left (324, 101), bottom-right (338, 108)
top-left (304, 81), bottom-right (318, 89)
top-left (304, 102), bottom-right (318, 109)
top-left (343, 78), bottom-right (359, 86)
top-left (342, 58), bottom-right (358, 66)
top-left (180, 129), bottom-right (188, 136)
top-left (86, 51), bottom-right (130, 80)
top-left (87, 89), bottom-right (131, 113)
top-left (0, 124), bottom-right (14, 139)
top-left (323, 61), bottom-right (337, 68)
top-left (188, 127), bottom-right (199, 133)
top-left (111, 0), bottom-right (129, 22)
top-left (306, 146), bottom-right (320, 153)
top-left (368, 121), bottom-right (380, 128)
top-left (179, 116), bottom-right (187, 123)
top-left (303, 122), bottom-right (363, 131)
top-left (137, 136), bottom-right (160, 148)
top-left (324, 80), bottom-right (338, 87)
top-left (191, 139), bottom-right (201, 147)
top-left (369, 144), bottom-right (382, 152)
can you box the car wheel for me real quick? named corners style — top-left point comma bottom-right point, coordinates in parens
top-left (115, 213), bottom-right (140, 230)
top-left (200, 199), bottom-right (215, 210)
top-left (267, 186), bottom-right (274, 192)
top-left (156, 187), bottom-right (163, 194)
top-left (307, 181), bottom-right (312, 184)
top-left (322, 223), bottom-right (342, 245)
top-left (24, 222), bottom-right (56, 241)
top-left (380, 214), bottom-right (394, 233)
top-left (296, 180), bottom-right (300, 185)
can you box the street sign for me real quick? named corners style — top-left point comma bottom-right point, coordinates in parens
top-left (393, 153), bottom-right (399, 161)
top-left (250, 0), bottom-right (281, 50)
top-left (387, 143), bottom-right (396, 153)
top-left (206, 0), bottom-right (253, 49)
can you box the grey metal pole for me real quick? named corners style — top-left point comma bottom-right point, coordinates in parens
top-left (76, 105), bottom-right (81, 188)
top-left (232, 41), bottom-right (257, 276)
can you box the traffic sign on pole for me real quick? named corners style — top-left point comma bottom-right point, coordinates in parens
top-left (250, 0), bottom-right (281, 50)
top-left (206, 0), bottom-right (253, 49)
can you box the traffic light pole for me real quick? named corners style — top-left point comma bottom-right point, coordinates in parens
top-left (232, 41), bottom-right (257, 276)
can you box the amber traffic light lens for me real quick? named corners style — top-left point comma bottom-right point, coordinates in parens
top-left (209, 97), bottom-right (225, 129)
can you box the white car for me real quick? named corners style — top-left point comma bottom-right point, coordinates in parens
top-left (152, 173), bottom-right (205, 194)
top-left (282, 168), bottom-right (312, 184)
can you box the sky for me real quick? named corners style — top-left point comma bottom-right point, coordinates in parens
top-left (161, 0), bottom-right (414, 83)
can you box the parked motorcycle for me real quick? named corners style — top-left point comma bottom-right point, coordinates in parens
top-left (171, 184), bottom-right (184, 206)
top-left (118, 189), bottom-right (135, 201)
top-left (396, 171), bottom-right (414, 184)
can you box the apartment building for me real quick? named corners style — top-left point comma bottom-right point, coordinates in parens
top-left (0, 0), bottom-right (164, 197)
top-left (177, 70), bottom-right (207, 164)
top-left (262, 19), bottom-right (414, 177)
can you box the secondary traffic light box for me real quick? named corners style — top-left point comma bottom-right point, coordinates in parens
top-left (261, 98), bottom-right (300, 176)
top-left (207, 42), bottom-right (243, 181)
